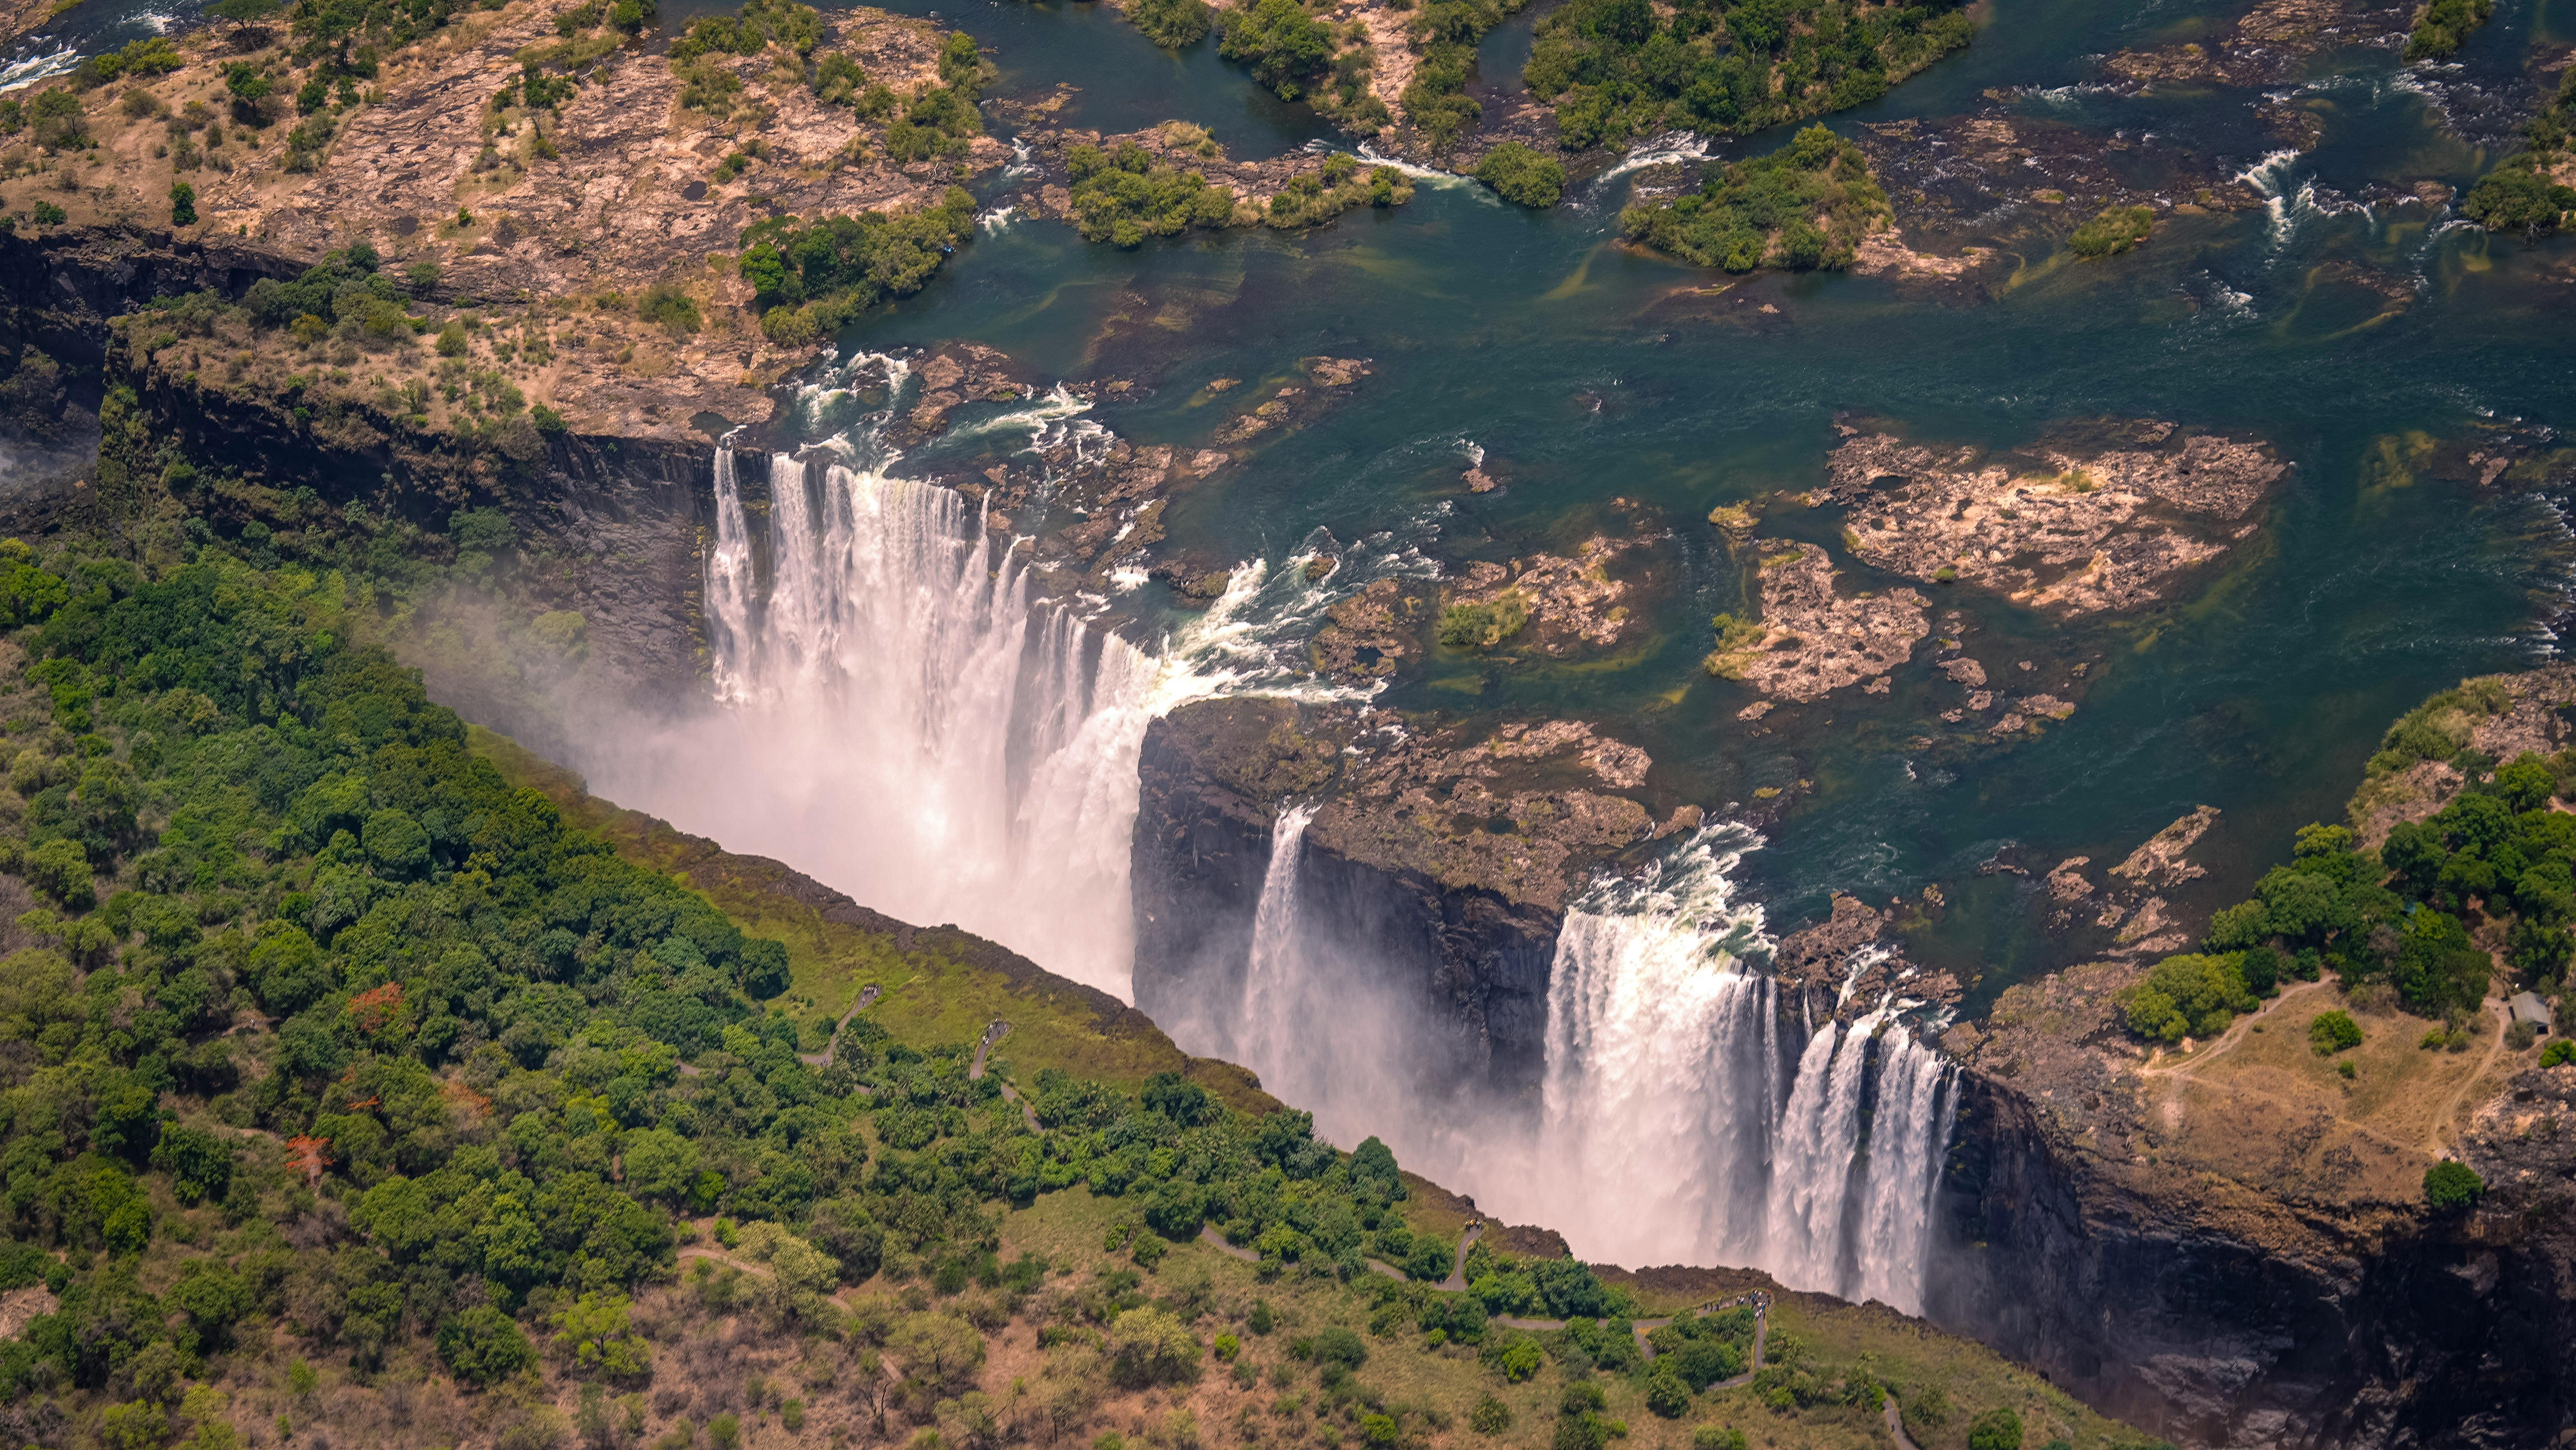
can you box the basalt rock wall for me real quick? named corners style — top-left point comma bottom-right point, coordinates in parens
top-left (1129, 698), bottom-right (1561, 1092)
top-left (2, 225), bottom-right (778, 756)
top-left (1926, 1068), bottom-right (2576, 1449)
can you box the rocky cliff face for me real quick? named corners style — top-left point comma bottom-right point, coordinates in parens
top-left (1130, 696), bottom-right (1570, 1089)
top-left (1926, 1051), bottom-right (2576, 1449)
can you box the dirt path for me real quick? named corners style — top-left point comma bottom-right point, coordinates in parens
top-left (2140, 979), bottom-right (2333, 1079)
top-left (2430, 996), bottom-right (2510, 1157)
top-left (970, 1020), bottom-right (1042, 1132)
top-left (797, 984), bottom-right (884, 1067)
top-left (1883, 1397), bottom-right (1921, 1450)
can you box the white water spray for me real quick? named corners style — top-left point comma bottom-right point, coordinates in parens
top-left (590, 446), bottom-right (1167, 995)
top-left (1206, 817), bottom-right (1957, 1313)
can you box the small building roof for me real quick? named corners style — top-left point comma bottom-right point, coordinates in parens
top-left (2511, 992), bottom-right (2554, 1028)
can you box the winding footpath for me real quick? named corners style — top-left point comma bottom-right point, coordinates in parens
top-left (970, 1019), bottom-right (1043, 1132)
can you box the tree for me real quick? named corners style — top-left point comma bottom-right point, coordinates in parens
top-left (1107, 1306), bottom-right (1202, 1385)
top-left (2307, 1010), bottom-right (2363, 1056)
top-left (437, 1306), bottom-right (536, 1386)
top-left (890, 1312), bottom-right (985, 1393)
top-left (1967, 1407), bottom-right (2024, 1450)
top-left (736, 1221), bottom-right (840, 1323)
top-left (2425, 1160), bottom-right (2485, 1211)
top-left (1217, 0), bottom-right (1332, 99)
top-left (206, 0), bottom-right (279, 33)
top-left (169, 181), bottom-right (195, 228)
top-left (1644, 1366), bottom-right (1692, 1418)
top-left (1474, 143), bottom-right (1567, 208)
top-left (2118, 953), bottom-right (2256, 1043)
top-left (551, 1293), bottom-right (652, 1381)
top-left (26, 838), bottom-right (95, 910)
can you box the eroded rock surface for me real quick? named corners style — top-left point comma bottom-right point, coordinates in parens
top-left (1827, 425), bottom-right (2285, 614)
top-left (1718, 539), bottom-right (1929, 701)
top-left (1442, 536), bottom-right (1649, 659)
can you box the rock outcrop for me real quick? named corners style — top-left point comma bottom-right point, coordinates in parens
top-left (1130, 696), bottom-right (1663, 1086)
top-left (1825, 424), bottom-right (2285, 615)
top-left (1713, 538), bottom-right (1928, 701)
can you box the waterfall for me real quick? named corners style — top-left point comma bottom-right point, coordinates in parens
top-left (1849, 1030), bottom-right (1951, 1314)
top-left (1212, 817), bottom-right (1958, 1315)
top-left (588, 446), bottom-right (1164, 997)
top-left (1239, 802), bottom-right (1320, 1065)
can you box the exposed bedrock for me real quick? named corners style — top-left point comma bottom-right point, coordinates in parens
top-left (1929, 1065), bottom-right (2576, 1449)
top-left (1130, 696), bottom-right (1588, 1092)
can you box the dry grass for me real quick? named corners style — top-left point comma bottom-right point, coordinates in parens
top-left (2140, 984), bottom-right (2523, 1203)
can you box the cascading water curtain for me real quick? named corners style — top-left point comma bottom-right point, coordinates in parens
top-left (1248, 819), bottom-right (1963, 1316)
top-left (599, 446), bottom-right (1162, 998)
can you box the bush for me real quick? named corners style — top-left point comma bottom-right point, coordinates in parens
top-left (1217, 0), bottom-right (1334, 99)
top-left (1474, 143), bottom-right (1565, 208)
top-left (1690, 1431), bottom-right (1746, 1450)
top-left (2307, 1009), bottom-right (2363, 1056)
top-left (1130, 0), bottom-right (1213, 47)
top-left (1967, 1408), bottom-right (2023, 1450)
top-left (1438, 593), bottom-right (1531, 650)
top-left (1643, 1368), bottom-right (1691, 1418)
top-left (1620, 125), bottom-right (1886, 273)
top-left (2542, 1038), bottom-right (2576, 1067)
top-left (637, 283), bottom-right (701, 337)
top-left (2424, 1159), bottom-right (2484, 1210)
top-left (31, 201), bottom-right (67, 226)
top-left (1471, 1398), bottom-right (1513, 1435)
top-left (438, 1306), bottom-right (537, 1386)
top-left (25, 837), bottom-right (95, 910)
top-left (2508, 1019), bottom-right (2539, 1051)
top-left (2068, 204), bottom-right (2154, 258)
top-left (2405, 0), bottom-right (2493, 58)
top-left (2463, 167), bottom-right (2576, 234)
top-left (1066, 142), bottom-right (1237, 247)
top-left (2119, 953), bottom-right (2256, 1043)
top-left (169, 181), bottom-right (195, 227)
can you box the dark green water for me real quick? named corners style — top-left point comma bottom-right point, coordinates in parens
top-left (830, 0), bottom-right (2576, 995)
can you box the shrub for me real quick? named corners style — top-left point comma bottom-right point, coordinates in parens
top-left (31, 201), bottom-right (66, 226)
top-left (1643, 1367), bottom-right (1692, 1418)
top-left (1471, 1398), bottom-right (1512, 1435)
top-left (169, 181), bottom-right (195, 227)
top-left (1066, 141), bottom-right (1236, 247)
top-left (2424, 1159), bottom-right (2484, 1210)
top-left (2118, 953), bottom-right (2256, 1043)
top-left (25, 837), bottom-right (95, 910)
top-left (1474, 143), bottom-right (1565, 208)
top-left (436, 320), bottom-right (468, 356)
top-left (438, 1306), bottom-right (537, 1386)
top-left (2307, 1009), bottom-right (2363, 1055)
top-left (1690, 1431), bottom-right (1746, 1450)
top-left (1620, 125), bottom-right (1885, 273)
top-left (1967, 1407), bottom-right (2023, 1450)
top-left (1130, 0), bottom-right (1213, 46)
top-left (2068, 204), bottom-right (2154, 258)
top-left (1311, 1325), bottom-right (1367, 1369)
top-left (2464, 167), bottom-right (2576, 233)
top-left (2405, 0), bottom-right (2493, 58)
top-left (2509, 1019), bottom-right (2539, 1051)
top-left (2542, 1038), bottom-right (2576, 1067)
top-left (637, 282), bottom-right (701, 337)
top-left (1438, 593), bottom-right (1531, 650)
top-left (1217, 0), bottom-right (1333, 99)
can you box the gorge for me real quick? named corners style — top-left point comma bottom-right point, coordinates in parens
top-left (1, 0), bottom-right (2575, 1442)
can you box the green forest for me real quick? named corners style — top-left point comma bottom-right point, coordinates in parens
top-left (2119, 678), bottom-right (2576, 1046)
